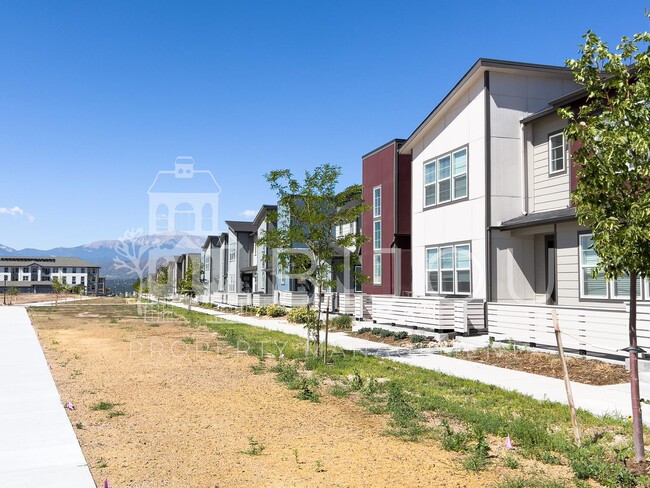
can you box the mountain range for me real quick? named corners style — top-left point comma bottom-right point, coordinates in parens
top-left (0, 233), bottom-right (205, 293)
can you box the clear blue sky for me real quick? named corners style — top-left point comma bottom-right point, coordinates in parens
top-left (0, 0), bottom-right (647, 249)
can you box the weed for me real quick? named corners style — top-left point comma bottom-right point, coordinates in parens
top-left (75, 422), bottom-right (84, 430)
top-left (51, 339), bottom-right (59, 345)
top-left (292, 448), bottom-right (299, 464)
top-left (241, 436), bottom-right (265, 455)
top-left (270, 361), bottom-right (301, 389)
top-left (462, 450), bottom-right (489, 472)
top-left (295, 377), bottom-right (320, 402)
top-left (539, 450), bottom-right (561, 465)
top-left (440, 419), bottom-right (468, 452)
top-left (94, 458), bottom-right (108, 469)
top-left (496, 477), bottom-right (568, 488)
top-left (181, 336), bottom-right (195, 344)
top-left (90, 401), bottom-right (118, 411)
top-left (502, 454), bottom-right (519, 469)
top-left (69, 369), bottom-right (82, 379)
top-left (331, 314), bottom-right (353, 329)
top-left (109, 318), bottom-right (118, 324)
top-left (315, 460), bottom-right (325, 472)
top-left (329, 383), bottom-right (350, 398)
top-left (350, 369), bottom-right (363, 390)
top-left (108, 410), bottom-right (125, 418)
top-left (250, 358), bottom-right (266, 375)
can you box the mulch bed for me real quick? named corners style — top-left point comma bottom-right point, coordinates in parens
top-left (453, 348), bottom-right (630, 386)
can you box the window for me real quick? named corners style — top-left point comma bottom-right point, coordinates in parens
top-left (22, 267), bottom-right (28, 273)
top-left (23, 276), bottom-right (29, 281)
top-left (373, 221), bottom-right (381, 250)
top-left (62, 277), bottom-right (67, 285)
top-left (72, 276), bottom-right (76, 284)
top-left (373, 186), bottom-right (381, 217)
top-left (549, 133), bottom-right (565, 174)
top-left (80, 268), bottom-right (85, 273)
top-left (51, 267), bottom-right (58, 273)
top-left (62, 268), bottom-right (67, 273)
top-left (425, 243), bottom-right (471, 295)
top-left (579, 234), bottom-right (641, 299)
top-left (424, 147), bottom-right (468, 207)
top-left (228, 275), bottom-right (235, 292)
top-left (354, 265), bottom-right (362, 292)
top-left (373, 254), bottom-right (381, 285)
top-left (81, 276), bottom-right (85, 284)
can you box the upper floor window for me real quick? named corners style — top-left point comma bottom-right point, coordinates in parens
top-left (425, 243), bottom-right (471, 295)
top-left (373, 186), bottom-right (381, 217)
top-left (424, 147), bottom-right (468, 208)
top-left (373, 221), bottom-right (381, 250)
top-left (549, 132), bottom-right (565, 174)
top-left (373, 254), bottom-right (381, 285)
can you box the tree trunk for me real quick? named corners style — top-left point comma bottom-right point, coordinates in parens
top-left (629, 269), bottom-right (645, 462)
top-left (324, 295), bottom-right (330, 362)
top-left (315, 285), bottom-right (321, 358)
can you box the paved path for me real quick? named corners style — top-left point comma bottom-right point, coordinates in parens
top-left (0, 306), bottom-right (95, 487)
top-left (168, 301), bottom-right (650, 422)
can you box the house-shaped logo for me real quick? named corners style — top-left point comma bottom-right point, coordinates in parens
top-left (148, 157), bottom-right (221, 236)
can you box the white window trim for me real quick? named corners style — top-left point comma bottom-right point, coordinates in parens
top-left (578, 233), bottom-right (642, 300)
top-left (424, 243), bottom-right (471, 296)
top-left (373, 220), bottom-right (381, 251)
top-left (373, 253), bottom-right (381, 285)
top-left (548, 132), bottom-right (566, 175)
top-left (423, 146), bottom-right (468, 209)
top-left (373, 186), bottom-right (381, 218)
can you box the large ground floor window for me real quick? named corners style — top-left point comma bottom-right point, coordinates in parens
top-left (579, 233), bottom-right (642, 300)
top-left (425, 242), bottom-right (471, 295)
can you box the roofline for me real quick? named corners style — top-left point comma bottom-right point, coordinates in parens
top-left (253, 204), bottom-right (278, 227)
top-left (497, 211), bottom-right (577, 231)
top-left (399, 58), bottom-right (573, 154)
top-left (225, 220), bottom-right (256, 233)
top-left (361, 138), bottom-right (406, 160)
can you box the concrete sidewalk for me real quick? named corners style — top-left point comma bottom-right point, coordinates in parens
top-left (0, 306), bottom-right (94, 487)
top-left (169, 301), bottom-right (650, 422)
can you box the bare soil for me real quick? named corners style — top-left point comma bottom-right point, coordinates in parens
top-left (29, 299), bottom-right (525, 487)
top-left (452, 348), bottom-right (630, 386)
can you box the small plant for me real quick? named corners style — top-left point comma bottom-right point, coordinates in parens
top-left (109, 317), bottom-right (118, 324)
top-left (440, 419), bottom-right (468, 452)
top-left (94, 458), bottom-right (108, 469)
top-left (270, 361), bottom-right (301, 389)
top-left (539, 450), bottom-right (561, 465)
top-left (394, 331), bottom-right (408, 340)
top-left (329, 383), bottom-right (350, 397)
top-left (462, 450), bottom-right (489, 472)
top-left (331, 314), bottom-right (353, 329)
top-left (292, 448), bottom-right (299, 464)
top-left (257, 305), bottom-right (269, 316)
top-left (108, 410), bottom-right (125, 418)
top-left (357, 327), bottom-right (372, 334)
top-left (69, 369), bottom-right (82, 379)
top-left (241, 436), bottom-right (265, 455)
top-left (410, 334), bottom-right (426, 344)
top-left (266, 304), bottom-right (287, 318)
top-left (286, 306), bottom-right (314, 323)
top-left (250, 358), bottom-right (266, 375)
top-left (350, 369), bottom-right (363, 390)
top-left (91, 401), bottom-right (118, 411)
top-left (181, 336), bottom-right (195, 344)
top-left (296, 377), bottom-right (320, 402)
top-left (378, 329), bottom-right (394, 338)
top-left (502, 454), bottom-right (519, 469)
top-left (75, 421), bottom-right (84, 430)
top-left (315, 459), bottom-right (325, 472)
top-left (51, 339), bottom-right (59, 345)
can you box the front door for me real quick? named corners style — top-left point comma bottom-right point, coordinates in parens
top-left (544, 235), bottom-right (556, 305)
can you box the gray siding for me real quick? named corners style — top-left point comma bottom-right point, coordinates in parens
top-left (531, 115), bottom-right (570, 212)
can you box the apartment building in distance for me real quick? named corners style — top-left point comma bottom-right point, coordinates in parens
top-left (0, 256), bottom-right (102, 294)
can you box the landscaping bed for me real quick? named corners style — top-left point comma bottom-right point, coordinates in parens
top-left (451, 347), bottom-right (630, 386)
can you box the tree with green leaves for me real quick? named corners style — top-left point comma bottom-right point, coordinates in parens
top-left (51, 277), bottom-right (67, 305)
top-left (560, 21), bottom-right (650, 462)
top-left (259, 163), bottom-right (369, 359)
top-left (178, 257), bottom-right (197, 310)
top-left (6, 287), bottom-right (18, 305)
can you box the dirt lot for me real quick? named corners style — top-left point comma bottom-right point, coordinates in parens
top-left (30, 299), bottom-right (516, 487)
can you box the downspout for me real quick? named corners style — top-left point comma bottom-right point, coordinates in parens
top-left (521, 122), bottom-right (529, 216)
top-left (484, 70), bottom-right (492, 304)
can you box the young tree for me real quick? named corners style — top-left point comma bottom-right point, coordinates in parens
top-left (6, 287), bottom-right (18, 305)
top-left (259, 163), bottom-right (369, 359)
top-left (178, 258), bottom-right (197, 310)
top-left (560, 23), bottom-right (650, 461)
top-left (51, 277), bottom-right (66, 305)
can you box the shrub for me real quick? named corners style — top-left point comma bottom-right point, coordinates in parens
top-left (286, 306), bottom-right (315, 323)
top-left (379, 329), bottom-right (394, 338)
top-left (394, 331), bottom-right (408, 340)
top-left (357, 327), bottom-right (372, 334)
top-left (265, 304), bottom-right (287, 317)
top-left (410, 334), bottom-right (426, 344)
top-left (257, 305), bottom-right (268, 316)
top-left (331, 314), bottom-right (353, 329)
top-left (371, 327), bottom-right (384, 336)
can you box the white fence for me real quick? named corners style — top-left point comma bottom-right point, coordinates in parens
top-left (488, 302), bottom-right (650, 358)
top-left (317, 293), bottom-right (356, 315)
top-left (371, 296), bottom-right (455, 331)
top-left (275, 291), bottom-right (311, 308)
top-left (252, 294), bottom-right (274, 306)
top-left (354, 294), bottom-right (372, 320)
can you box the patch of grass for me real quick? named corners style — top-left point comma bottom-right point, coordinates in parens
top-left (51, 339), bottom-right (59, 345)
top-left (270, 361), bottom-right (301, 389)
top-left (329, 383), bottom-right (351, 398)
top-left (496, 477), bottom-right (568, 488)
top-left (502, 454), bottom-right (519, 469)
top-left (75, 422), bottom-right (84, 430)
top-left (539, 450), bottom-right (562, 465)
top-left (250, 358), bottom-right (266, 375)
top-left (90, 401), bottom-right (118, 411)
top-left (241, 436), bottom-right (265, 455)
top-left (69, 369), bottom-right (82, 379)
top-left (109, 317), bottom-right (118, 324)
top-left (107, 410), bottom-right (125, 418)
top-left (439, 419), bottom-right (469, 452)
top-left (462, 429), bottom-right (490, 472)
top-left (180, 336), bottom-right (195, 344)
top-left (315, 459), bottom-right (325, 472)
top-left (94, 458), bottom-right (108, 469)
top-left (295, 377), bottom-right (320, 402)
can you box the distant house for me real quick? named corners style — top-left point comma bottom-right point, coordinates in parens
top-left (148, 157), bottom-right (221, 236)
top-left (224, 220), bottom-right (257, 294)
top-left (202, 232), bottom-right (228, 297)
top-left (168, 253), bottom-right (201, 296)
top-left (251, 205), bottom-right (277, 295)
top-left (0, 256), bottom-right (102, 294)
top-left (361, 139), bottom-right (412, 296)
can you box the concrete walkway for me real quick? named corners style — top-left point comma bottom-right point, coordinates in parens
top-left (0, 306), bottom-right (94, 487)
top-left (169, 301), bottom-right (650, 422)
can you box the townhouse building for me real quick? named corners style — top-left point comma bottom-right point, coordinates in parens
top-left (0, 256), bottom-right (102, 294)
